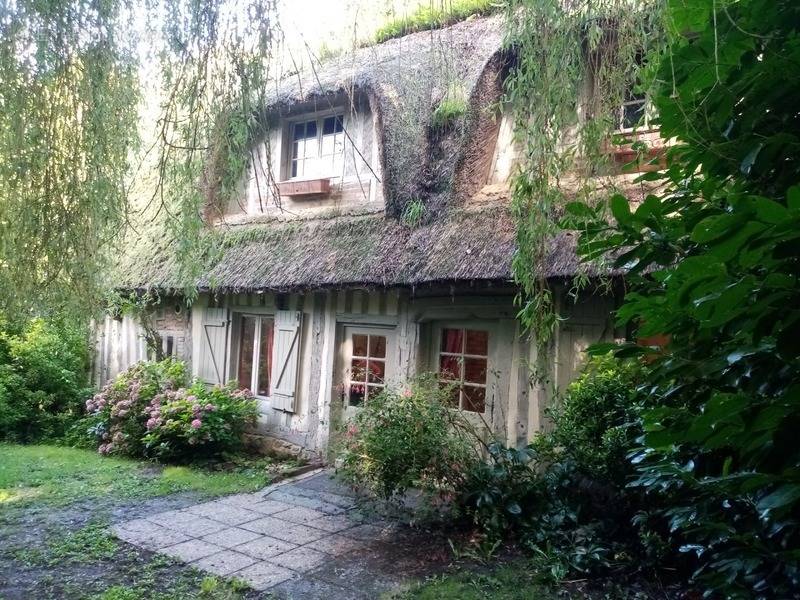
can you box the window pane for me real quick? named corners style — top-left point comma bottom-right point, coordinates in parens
top-left (439, 382), bottom-right (459, 407)
top-left (622, 100), bottom-right (645, 129)
top-left (352, 334), bottom-right (368, 357)
top-left (292, 122), bottom-right (305, 141)
top-left (349, 383), bottom-right (365, 407)
top-left (368, 359), bottom-right (385, 384)
top-left (323, 116), bottom-right (336, 135)
top-left (305, 120), bottom-right (317, 140)
top-left (463, 386), bottom-right (486, 413)
top-left (370, 335), bottom-right (386, 358)
top-left (464, 357), bottom-right (487, 384)
top-left (334, 115), bottom-right (344, 133)
top-left (465, 330), bottom-right (488, 355)
top-left (238, 317), bottom-right (256, 390)
top-left (439, 355), bottom-right (461, 381)
top-left (321, 134), bottom-right (335, 157)
top-left (441, 328), bottom-right (463, 354)
top-left (291, 160), bottom-right (299, 178)
top-left (257, 319), bottom-right (273, 396)
top-left (351, 358), bottom-right (367, 382)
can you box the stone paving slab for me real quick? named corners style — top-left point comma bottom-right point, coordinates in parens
top-left (110, 469), bottom-right (448, 596)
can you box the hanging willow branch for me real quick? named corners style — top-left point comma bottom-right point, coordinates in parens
top-left (0, 0), bottom-right (281, 321)
top-left (503, 0), bottom-right (666, 345)
top-left (0, 1), bottom-right (140, 321)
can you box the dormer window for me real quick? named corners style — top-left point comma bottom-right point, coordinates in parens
top-left (615, 91), bottom-right (651, 132)
top-left (290, 114), bottom-right (345, 178)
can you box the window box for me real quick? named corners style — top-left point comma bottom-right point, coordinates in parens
top-left (277, 177), bottom-right (332, 197)
top-left (602, 129), bottom-right (665, 172)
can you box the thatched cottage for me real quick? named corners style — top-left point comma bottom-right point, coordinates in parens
top-left (96, 15), bottom-right (653, 457)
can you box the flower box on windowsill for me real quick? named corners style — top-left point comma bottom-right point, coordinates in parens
top-left (277, 178), bottom-right (331, 197)
top-left (603, 128), bottom-right (665, 173)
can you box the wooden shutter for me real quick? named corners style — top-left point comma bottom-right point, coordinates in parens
top-left (270, 310), bottom-right (302, 412)
top-left (198, 307), bottom-right (230, 385)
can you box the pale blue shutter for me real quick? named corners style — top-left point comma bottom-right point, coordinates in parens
top-left (270, 310), bottom-right (302, 412)
top-left (198, 307), bottom-right (229, 385)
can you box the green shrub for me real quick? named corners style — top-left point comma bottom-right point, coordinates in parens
top-left (336, 375), bottom-right (475, 501)
top-left (85, 358), bottom-right (189, 456)
top-left (0, 317), bottom-right (91, 442)
top-left (83, 359), bottom-right (257, 462)
top-left (458, 442), bottom-right (544, 538)
top-left (140, 382), bottom-right (258, 461)
top-left (538, 354), bottom-right (644, 485)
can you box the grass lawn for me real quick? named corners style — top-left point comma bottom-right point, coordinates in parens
top-left (389, 563), bottom-right (555, 599)
top-left (0, 443), bottom-right (299, 599)
top-left (0, 443), bottom-right (294, 509)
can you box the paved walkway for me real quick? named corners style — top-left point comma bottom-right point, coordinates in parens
top-left (112, 469), bottom-right (446, 598)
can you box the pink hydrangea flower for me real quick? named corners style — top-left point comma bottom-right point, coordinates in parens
top-left (190, 419), bottom-right (202, 429)
top-left (204, 403), bottom-right (215, 411)
top-left (402, 388), bottom-right (413, 398)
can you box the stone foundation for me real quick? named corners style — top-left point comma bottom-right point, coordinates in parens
top-left (243, 432), bottom-right (318, 461)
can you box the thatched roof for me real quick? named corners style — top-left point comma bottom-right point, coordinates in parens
top-left (119, 15), bottom-right (629, 294)
top-left (119, 202), bottom-right (594, 293)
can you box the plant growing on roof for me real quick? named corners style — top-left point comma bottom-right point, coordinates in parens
top-left (401, 199), bottom-right (426, 227)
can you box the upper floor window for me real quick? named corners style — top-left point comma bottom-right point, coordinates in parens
top-left (290, 114), bottom-right (344, 179)
top-left (615, 91), bottom-right (651, 132)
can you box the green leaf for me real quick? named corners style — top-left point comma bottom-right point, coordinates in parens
top-left (610, 194), bottom-right (633, 226)
top-left (757, 485), bottom-right (800, 512)
top-left (788, 186), bottom-right (800, 211)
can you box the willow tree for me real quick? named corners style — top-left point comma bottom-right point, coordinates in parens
top-left (503, 0), bottom-right (666, 341)
top-left (0, 0), bottom-right (280, 322)
top-left (0, 1), bottom-right (140, 321)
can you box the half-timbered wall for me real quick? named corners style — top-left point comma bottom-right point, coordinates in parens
top-left (93, 286), bottom-right (617, 457)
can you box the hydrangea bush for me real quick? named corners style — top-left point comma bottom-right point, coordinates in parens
top-left (84, 359), bottom-right (257, 462)
top-left (86, 359), bottom-right (188, 456)
top-left (141, 383), bottom-right (257, 460)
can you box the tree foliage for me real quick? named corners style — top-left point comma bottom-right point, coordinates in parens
top-left (0, 0), bottom-right (280, 320)
top-left (504, 0), bottom-right (666, 343)
top-left (0, 0), bottom-right (140, 320)
top-left (562, 0), bottom-right (800, 595)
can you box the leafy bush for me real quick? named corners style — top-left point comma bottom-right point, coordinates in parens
top-left (455, 356), bottom-right (661, 574)
top-left (0, 317), bottom-right (91, 442)
top-left (561, 1), bottom-right (800, 595)
top-left (85, 359), bottom-right (188, 456)
top-left (537, 354), bottom-right (644, 486)
top-left (83, 358), bottom-right (257, 462)
top-left (336, 375), bottom-right (475, 501)
top-left (458, 442), bottom-right (544, 538)
top-left (140, 383), bottom-right (258, 461)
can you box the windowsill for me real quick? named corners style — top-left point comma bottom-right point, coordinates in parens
top-left (603, 128), bottom-right (665, 173)
top-left (277, 177), bottom-right (332, 197)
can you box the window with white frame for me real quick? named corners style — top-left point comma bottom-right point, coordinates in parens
top-left (438, 328), bottom-right (489, 413)
top-left (348, 333), bottom-right (387, 407)
top-left (289, 114), bottom-right (345, 178)
top-left (237, 315), bottom-right (274, 397)
top-left (615, 90), bottom-right (650, 132)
